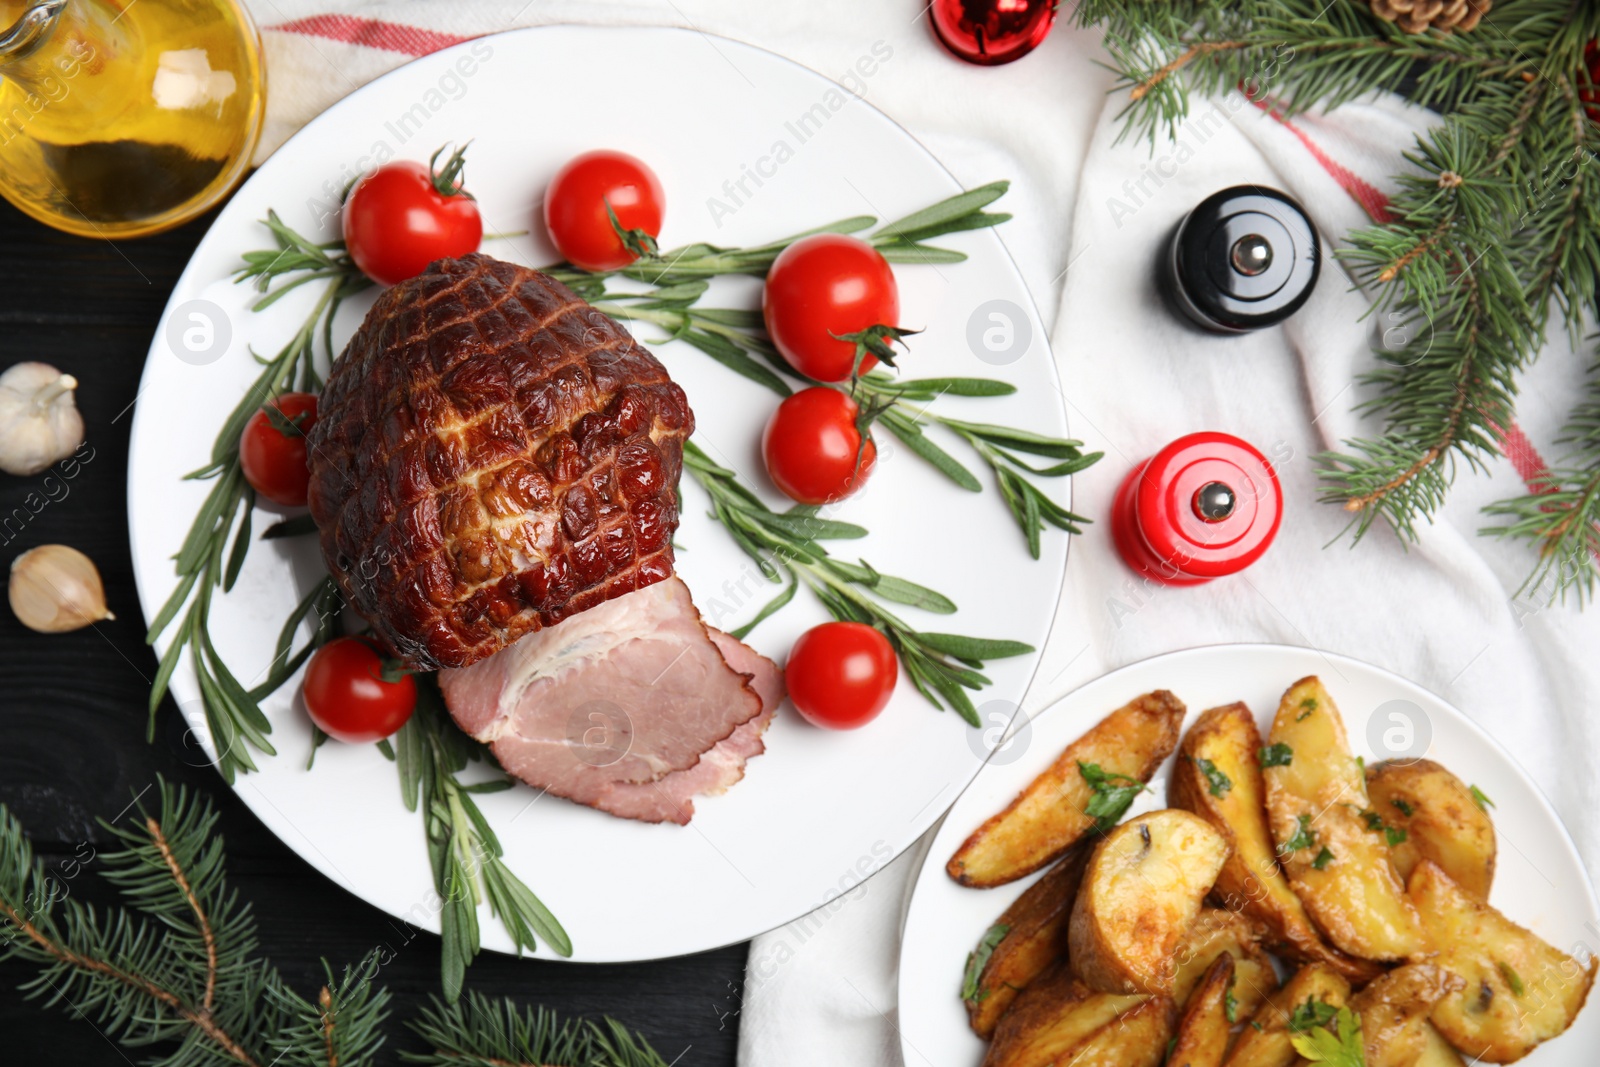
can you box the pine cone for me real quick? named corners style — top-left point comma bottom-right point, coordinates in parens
top-left (1368, 0), bottom-right (1490, 33)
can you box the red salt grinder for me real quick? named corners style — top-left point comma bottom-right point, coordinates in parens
top-left (1111, 432), bottom-right (1283, 586)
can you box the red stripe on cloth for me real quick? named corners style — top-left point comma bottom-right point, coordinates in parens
top-left (1250, 95), bottom-right (1576, 512)
top-left (1493, 421), bottom-right (1554, 491)
top-left (267, 14), bottom-right (472, 57)
top-left (1249, 97), bottom-right (1394, 224)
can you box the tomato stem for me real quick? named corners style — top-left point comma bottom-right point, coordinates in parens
top-left (428, 141), bottom-right (475, 200)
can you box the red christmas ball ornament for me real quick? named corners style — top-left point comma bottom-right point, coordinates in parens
top-left (931, 0), bottom-right (1057, 66)
top-left (1110, 432), bottom-right (1283, 586)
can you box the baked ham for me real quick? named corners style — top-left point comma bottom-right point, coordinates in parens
top-left (307, 253), bottom-right (691, 671)
top-left (308, 254), bottom-right (782, 823)
top-left (438, 577), bottom-right (783, 825)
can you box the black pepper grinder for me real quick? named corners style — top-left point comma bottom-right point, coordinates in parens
top-left (1160, 186), bottom-right (1321, 333)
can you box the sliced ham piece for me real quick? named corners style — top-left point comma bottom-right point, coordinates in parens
top-left (437, 576), bottom-right (782, 824)
top-left (596, 632), bottom-right (784, 824)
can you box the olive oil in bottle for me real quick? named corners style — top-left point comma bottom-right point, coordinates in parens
top-left (0, 0), bottom-right (264, 238)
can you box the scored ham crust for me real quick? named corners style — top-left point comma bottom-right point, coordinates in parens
top-left (306, 254), bottom-right (692, 671)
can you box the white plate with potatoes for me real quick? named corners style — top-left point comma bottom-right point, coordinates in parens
top-left (898, 643), bottom-right (1600, 1066)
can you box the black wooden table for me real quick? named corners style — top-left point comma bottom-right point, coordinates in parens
top-left (0, 198), bottom-right (744, 1064)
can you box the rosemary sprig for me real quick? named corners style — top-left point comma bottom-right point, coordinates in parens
top-left (584, 284), bottom-right (1100, 557)
top-left (146, 213), bottom-right (369, 783)
top-left (547, 180), bottom-right (1012, 290)
top-left (684, 441), bottom-right (1032, 725)
top-left (390, 680), bottom-right (571, 1000)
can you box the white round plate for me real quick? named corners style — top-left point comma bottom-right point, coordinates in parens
top-left (127, 26), bottom-right (1071, 962)
top-left (898, 644), bottom-right (1600, 1066)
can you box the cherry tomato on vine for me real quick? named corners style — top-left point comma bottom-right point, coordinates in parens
top-left (343, 144), bottom-right (483, 287)
top-left (762, 387), bottom-right (877, 505)
top-left (302, 637), bottom-right (417, 744)
top-left (544, 150), bottom-right (665, 272)
top-left (786, 622), bottom-right (898, 730)
top-left (239, 392), bottom-right (317, 507)
top-left (763, 233), bottom-right (900, 382)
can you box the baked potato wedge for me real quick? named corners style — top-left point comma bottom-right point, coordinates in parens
top-left (1415, 1022), bottom-right (1467, 1066)
top-left (1068, 808), bottom-right (1230, 995)
top-left (1410, 860), bottom-right (1597, 1062)
top-left (1170, 702), bottom-right (1383, 982)
top-left (1261, 676), bottom-right (1427, 961)
top-left (1168, 954), bottom-right (1236, 1067)
top-left (1171, 907), bottom-right (1277, 1011)
top-left (1221, 962), bottom-right (1351, 1067)
top-left (1350, 963), bottom-right (1465, 1067)
top-left (948, 690), bottom-right (1185, 888)
top-left (1366, 758), bottom-right (1495, 900)
top-left (1062, 995), bottom-right (1175, 1067)
top-left (981, 962), bottom-right (1148, 1067)
top-left (963, 845), bottom-right (1091, 1038)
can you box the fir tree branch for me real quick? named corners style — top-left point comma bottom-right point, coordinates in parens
top-left (5, 780), bottom-right (676, 1067)
top-left (1483, 359), bottom-right (1600, 604)
top-left (1129, 40), bottom-right (1246, 102)
top-left (147, 813), bottom-right (219, 1015)
top-left (0, 780), bottom-right (267, 1066)
top-left (402, 993), bottom-right (669, 1067)
top-left (0, 901), bottom-right (265, 1066)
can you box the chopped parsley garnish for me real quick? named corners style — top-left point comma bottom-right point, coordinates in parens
top-left (1279, 814), bottom-right (1316, 856)
top-left (1224, 976), bottom-right (1240, 1022)
top-left (1391, 797), bottom-right (1415, 817)
top-left (1258, 743), bottom-right (1294, 769)
top-left (1288, 996), bottom-right (1339, 1032)
top-left (1361, 809), bottom-right (1408, 848)
top-left (1313, 846), bottom-right (1335, 870)
top-left (1296, 697), bottom-right (1318, 721)
top-left (1289, 1005), bottom-right (1365, 1066)
top-left (1471, 784), bottom-right (1495, 811)
top-left (1498, 961), bottom-right (1526, 997)
top-left (961, 922), bottom-right (1010, 1003)
top-left (1196, 757), bottom-right (1233, 798)
top-left (1078, 762), bottom-right (1148, 831)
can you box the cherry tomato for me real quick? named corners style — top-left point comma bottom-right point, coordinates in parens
top-left (544, 150), bottom-right (665, 272)
top-left (343, 147), bottom-right (483, 287)
top-left (302, 637), bottom-right (417, 744)
top-left (786, 622), bottom-right (898, 730)
top-left (763, 233), bottom-right (900, 381)
top-left (762, 387), bottom-right (877, 505)
top-left (239, 392), bottom-right (317, 507)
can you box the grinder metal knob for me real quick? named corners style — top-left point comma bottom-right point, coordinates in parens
top-left (1111, 431), bottom-right (1283, 586)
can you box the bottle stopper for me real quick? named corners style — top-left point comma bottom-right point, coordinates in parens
top-left (1111, 431), bottom-right (1283, 586)
top-left (1161, 186), bottom-right (1320, 333)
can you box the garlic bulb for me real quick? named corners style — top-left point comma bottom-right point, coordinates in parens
top-left (0, 361), bottom-right (86, 476)
top-left (9, 544), bottom-right (114, 633)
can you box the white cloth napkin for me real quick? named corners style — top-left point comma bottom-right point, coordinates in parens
top-left (240, 5), bottom-right (1600, 1065)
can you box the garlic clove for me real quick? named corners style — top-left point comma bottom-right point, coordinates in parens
top-left (0, 360), bottom-right (87, 477)
top-left (8, 544), bottom-right (114, 633)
